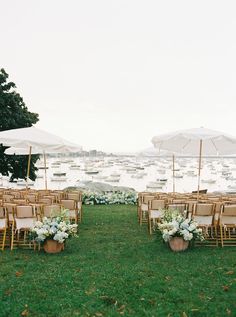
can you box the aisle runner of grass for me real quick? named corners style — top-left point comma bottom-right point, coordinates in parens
top-left (0, 205), bottom-right (236, 316)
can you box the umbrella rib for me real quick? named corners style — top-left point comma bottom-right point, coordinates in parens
top-left (210, 139), bottom-right (218, 154)
top-left (182, 139), bottom-right (191, 151)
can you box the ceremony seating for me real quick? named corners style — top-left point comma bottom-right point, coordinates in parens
top-left (137, 191), bottom-right (236, 246)
top-left (0, 206), bottom-right (7, 250)
top-left (61, 199), bottom-right (79, 224)
top-left (0, 188), bottom-right (83, 250)
top-left (189, 203), bottom-right (217, 246)
top-left (168, 203), bottom-right (186, 214)
top-left (42, 204), bottom-right (61, 218)
top-left (139, 194), bottom-right (156, 225)
top-left (11, 205), bottom-right (37, 250)
top-left (66, 192), bottom-right (83, 221)
top-left (148, 199), bottom-right (165, 234)
top-left (219, 204), bottom-right (236, 247)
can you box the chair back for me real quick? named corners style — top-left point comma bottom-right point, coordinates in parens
top-left (143, 195), bottom-right (155, 204)
top-left (3, 194), bottom-right (14, 202)
top-left (43, 204), bottom-right (61, 218)
top-left (38, 198), bottom-right (52, 205)
top-left (67, 192), bottom-right (82, 202)
top-left (223, 205), bottom-right (236, 216)
top-left (16, 205), bottom-right (34, 218)
top-left (25, 194), bottom-right (38, 203)
top-left (61, 199), bottom-right (76, 210)
top-left (194, 203), bottom-right (214, 216)
top-left (13, 199), bottom-right (27, 205)
top-left (149, 199), bottom-right (165, 210)
top-left (168, 204), bottom-right (186, 214)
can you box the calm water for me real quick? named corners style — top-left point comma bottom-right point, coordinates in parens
top-left (3, 156), bottom-right (236, 193)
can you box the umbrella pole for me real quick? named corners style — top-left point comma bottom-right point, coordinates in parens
top-left (26, 146), bottom-right (32, 189)
top-left (43, 151), bottom-right (48, 190)
top-left (197, 139), bottom-right (203, 201)
top-left (172, 154), bottom-right (175, 194)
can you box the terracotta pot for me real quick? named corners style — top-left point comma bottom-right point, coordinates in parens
top-left (169, 237), bottom-right (189, 252)
top-left (43, 240), bottom-right (64, 254)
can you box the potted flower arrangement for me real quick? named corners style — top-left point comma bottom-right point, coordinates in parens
top-left (30, 211), bottom-right (78, 253)
top-left (157, 210), bottom-right (204, 252)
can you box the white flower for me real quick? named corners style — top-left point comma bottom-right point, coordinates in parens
top-left (30, 214), bottom-right (77, 244)
top-left (188, 223), bottom-right (197, 232)
top-left (162, 232), bottom-right (170, 242)
top-left (183, 232), bottom-right (193, 241)
top-left (157, 209), bottom-right (204, 243)
top-left (34, 221), bottom-right (43, 228)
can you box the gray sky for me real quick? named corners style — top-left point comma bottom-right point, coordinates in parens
top-left (1, 0), bottom-right (236, 152)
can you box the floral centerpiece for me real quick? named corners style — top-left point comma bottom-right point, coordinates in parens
top-left (157, 210), bottom-right (204, 251)
top-left (30, 211), bottom-right (78, 253)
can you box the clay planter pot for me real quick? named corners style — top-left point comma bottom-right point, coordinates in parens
top-left (169, 237), bottom-right (189, 252)
top-left (43, 240), bottom-right (64, 254)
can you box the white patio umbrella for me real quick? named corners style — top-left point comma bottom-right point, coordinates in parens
top-left (0, 126), bottom-right (82, 189)
top-left (151, 128), bottom-right (236, 197)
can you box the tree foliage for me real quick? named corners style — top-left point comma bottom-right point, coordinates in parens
top-left (0, 68), bottom-right (39, 181)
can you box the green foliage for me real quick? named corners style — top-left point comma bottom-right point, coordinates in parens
top-left (0, 68), bottom-right (39, 181)
top-left (0, 205), bottom-right (235, 316)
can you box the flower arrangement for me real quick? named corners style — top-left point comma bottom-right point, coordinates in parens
top-left (82, 191), bottom-right (137, 205)
top-left (157, 210), bottom-right (204, 243)
top-left (30, 211), bottom-right (78, 244)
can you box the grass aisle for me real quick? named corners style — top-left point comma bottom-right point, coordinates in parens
top-left (0, 205), bottom-right (236, 317)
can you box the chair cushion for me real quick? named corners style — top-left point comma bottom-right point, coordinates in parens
top-left (194, 215), bottom-right (213, 225)
top-left (0, 218), bottom-right (7, 229)
top-left (150, 210), bottom-right (163, 218)
top-left (141, 204), bottom-right (148, 211)
top-left (221, 216), bottom-right (236, 225)
top-left (15, 218), bottom-right (36, 230)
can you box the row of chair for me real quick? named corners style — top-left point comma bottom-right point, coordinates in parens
top-left (0, 188), bottom-right (83, 250)
top-left (138, 192), bottom-right (236, 247)
top-left (0, 188), bottom-right (82, 203)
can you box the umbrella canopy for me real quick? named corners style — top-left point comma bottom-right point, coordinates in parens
top-left (0, 126), bottom-right (82, 189)
top-left (4, 145), bottom-right (81, 155)
top-left (151, 127), bottom-right (236, 156)
top-left (151, 128), bottom-right (236, 197)
top-left (0, 126), bottom-right (82, 153)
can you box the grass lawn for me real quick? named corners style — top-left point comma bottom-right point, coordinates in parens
top-left (0, 205), bottom-right (236, 317)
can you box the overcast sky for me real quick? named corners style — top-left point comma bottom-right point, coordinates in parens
top-left (1, 0), bottom-right (236, 152)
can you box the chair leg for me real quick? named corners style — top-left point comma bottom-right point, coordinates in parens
top-left (139, 211), bottom-right (143, 225)
top-left (220, 225), bottom-right (224, 247)
top-left (80, 206), bottom-right (83, 222)
top-left (75, 209), bottom-right (79, 224)
top-left (10, 226), bottom-right (15, 251)
top-left (214, 226), bottom-right (218, 246)
top-left (2, 229), bottom-right (6, 251)
top-left (148, 216), bottom-right (152, 235)
top-left (17, 230), bottom-right (20, 246)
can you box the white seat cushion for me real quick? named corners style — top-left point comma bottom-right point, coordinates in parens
top-left (194, 215), bottom-right (213, 226)
top-left (221, 216), bottom-right (236, 225)
top-left (15, 218), bottom-right (36, 230)
top-left (141, 204), bottom-right (148, 212)
top-left (150, 210), bottom-right (163, 218)
top-left (0, 218), bottom-right (7, 229)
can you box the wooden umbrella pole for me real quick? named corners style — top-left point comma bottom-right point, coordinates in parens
top-left (43, 151), bottom-right (48, 190)
top-left (197, 139), bottom-right (203, 201)
top-left (26, 146), bottom-right (32, 189)
top-left (172, 154), bottom-right (175, 193)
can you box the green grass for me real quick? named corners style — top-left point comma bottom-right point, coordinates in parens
top-left (0, 205), bottom-right (236, 317)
